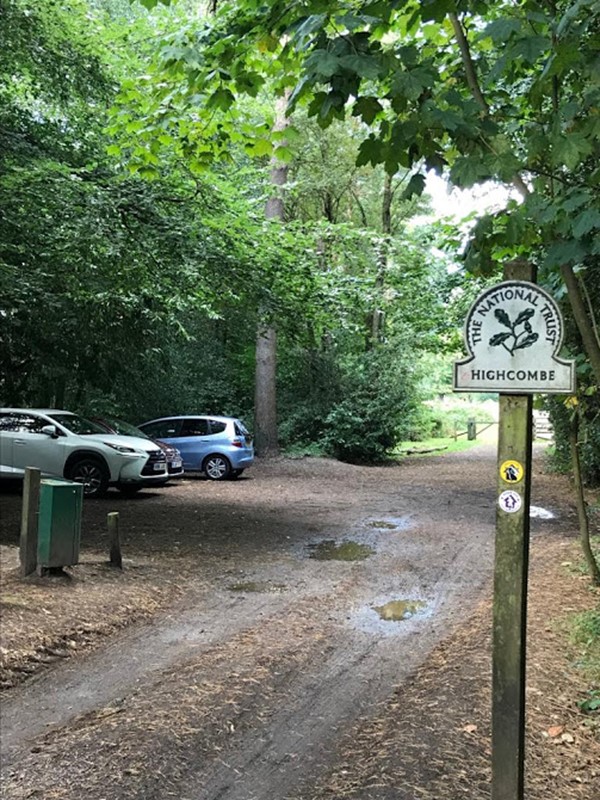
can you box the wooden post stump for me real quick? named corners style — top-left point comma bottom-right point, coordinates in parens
top-left (20, 467), bottom-right (41, 577)
top-left (107, 512), bottom-right (122, 569)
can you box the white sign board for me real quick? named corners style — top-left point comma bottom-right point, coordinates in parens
top-left (454, 281), bottom-right (576, 394)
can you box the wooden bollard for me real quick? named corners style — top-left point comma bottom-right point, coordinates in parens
top-left (467, 419), bottom-right (477, 440)
top-left (107, 512), bottom-right (122, 569)
top-left (20, 467), bottom-right (41, 576)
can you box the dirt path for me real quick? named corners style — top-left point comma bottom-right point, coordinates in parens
top-left (0, 443), bottom-right (588, 799)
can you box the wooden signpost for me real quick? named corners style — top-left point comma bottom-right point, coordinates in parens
top-left (454, 260), bottom-right (575, 800)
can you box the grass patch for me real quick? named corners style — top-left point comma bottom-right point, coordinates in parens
top-left (567, 535), bottom-right (600, 715)
top-left (570, 608), bottom-right (600, 681)
top-left (564, 536), bottom-right (600, 580)
top-left (284, 432), bottom-right (491, 462)
top-left (394, 436), bottom-right (482, 457)
top-left (569, 606), bottom-right (600, 715)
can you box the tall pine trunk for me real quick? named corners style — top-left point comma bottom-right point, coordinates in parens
top-left (368, 172), bottom-right (392, 347)
top-left (254, 94), bottom-right (289, 457)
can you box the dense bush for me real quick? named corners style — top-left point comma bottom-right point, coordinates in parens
top-left (402, 403), bottom-right (443, 441)
top-left (278, 348), bottom-right (500, 461)
top-left (322, 351), bottom-right (418, 463)
top-left (277, 346), bottom-right (422, 463)
top-left (547, 395), bottom-right (600, 487)
top-left (277, 348), bottom-right (343, 448)
top-left (542, 265), bottom-right (600, 488)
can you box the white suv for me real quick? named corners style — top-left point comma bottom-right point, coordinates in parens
top-left (0, 409), bottom-right (168, 497)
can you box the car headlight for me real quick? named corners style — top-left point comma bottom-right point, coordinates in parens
top-left (103, 442), bottom-right (138, 454)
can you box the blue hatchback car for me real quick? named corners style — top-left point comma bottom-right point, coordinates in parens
top-left (138, 416), bottom-right (254, 480)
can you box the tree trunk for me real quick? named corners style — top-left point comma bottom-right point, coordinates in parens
top-left (368, 172), bottom-right (392, 348)
top-left (254, 324), bottom-right (278, 456)
top-left (254, 94), bottom-right (289, 457)
top-left (569, 411), bottom-right (600, 586)
top-left (54, 375), bottom-right (66, 409)
top-left (560, 263), bottom-right (600, 387)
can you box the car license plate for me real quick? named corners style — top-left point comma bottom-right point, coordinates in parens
top-left (154, 463), bottom-right (165, 471)
top-left (172, 460), bottom-right (182, 469)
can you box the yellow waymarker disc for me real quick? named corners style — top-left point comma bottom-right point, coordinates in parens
top-left (500, 460), bottom-right (524, 484)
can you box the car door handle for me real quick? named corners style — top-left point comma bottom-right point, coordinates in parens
top-left (14, 439), bottom-right (25, 445)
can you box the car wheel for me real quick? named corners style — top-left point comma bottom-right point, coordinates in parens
top-left (117, 484), bottom-right (143, 496)
top-left (68, 458), bottom-right (109, 498)
top-left (229, 469), bottom-right (244, 479)
top-left (203, 454), bottom-right (231, 481)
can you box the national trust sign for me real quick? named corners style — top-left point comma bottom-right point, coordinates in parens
top-left (454, 280), bottom-right (576, 394)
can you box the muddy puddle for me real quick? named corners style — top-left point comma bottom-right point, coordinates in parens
top-left (303, 517), bottom-right (410, 563)
top-left (373, 599), bottom-right (426, 621)
top-left (350, 595), bottom-right (431, 635)
top-left (308, 540), bottom-right (375, 561)
top-left (227, 581), bottom-right (287, 593)
top-left (366, 516), bottom-right (411, 531)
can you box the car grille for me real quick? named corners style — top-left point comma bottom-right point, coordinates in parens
top-left (141, 450), bottom-right (167, 476)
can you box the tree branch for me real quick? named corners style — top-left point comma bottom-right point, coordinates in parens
top-left (449, 13), bottom-right (489, 115)
top-left (449, 13), bottom-right (529, 199)
top-left (350, 189), bottom-right (368, 227)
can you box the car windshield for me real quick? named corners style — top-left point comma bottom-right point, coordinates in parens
top-left (49, 413), bottom-right (107, 436)
top-left (104, 417), bottom-right (150, 439)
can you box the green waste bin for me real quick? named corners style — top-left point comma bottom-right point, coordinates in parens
top-left (37, 479), bottom-right (83, 568)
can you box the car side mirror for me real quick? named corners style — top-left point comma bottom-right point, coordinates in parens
top-left (41, 424), bottom-right (59, 439)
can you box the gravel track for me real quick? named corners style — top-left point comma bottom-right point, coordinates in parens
top-left (1, 444), bottom-right (521, 799)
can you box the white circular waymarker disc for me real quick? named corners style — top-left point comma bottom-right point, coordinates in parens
top-left (498, 490), bottom-right (522, 514)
